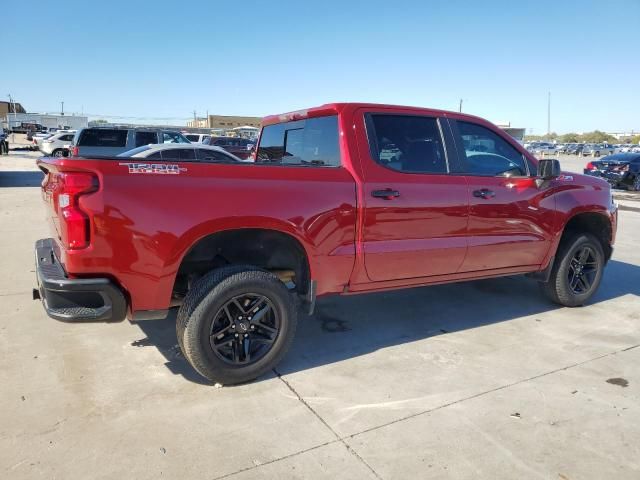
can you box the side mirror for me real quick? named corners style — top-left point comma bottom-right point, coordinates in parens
top-left (538, 158), bottom-right (561, 179)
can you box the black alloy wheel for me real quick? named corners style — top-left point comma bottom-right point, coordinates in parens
top-left (176, 266), bottom-right (297, 385)
top-left (567, 245), bottom-right (599, 295)
top-left (209, 293), bottom-right (280, 365)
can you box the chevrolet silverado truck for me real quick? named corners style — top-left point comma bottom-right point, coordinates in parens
top-left (34, 103), bottom-right (618, 385)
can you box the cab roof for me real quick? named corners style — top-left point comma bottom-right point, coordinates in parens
top-left (261, 102), bottom-right (490, 127)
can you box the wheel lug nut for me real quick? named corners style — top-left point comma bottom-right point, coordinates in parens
top-left (250, 325), bottom-right (255, 330)
top-left (244, 334), bottom-right (248, 338)
top-left (231, 325), bottom-right (235, 329)
top-left (234, 333), bottom-right (238, 338)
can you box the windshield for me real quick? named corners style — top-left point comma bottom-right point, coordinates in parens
top-left (162, 132), bottom-right (191, 144)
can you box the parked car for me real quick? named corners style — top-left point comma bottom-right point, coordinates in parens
top-left (532, 143), bottom-right (557, 156)
top-left (69, 128), bottom-right (190, 157)
top-left (615, 144), bottom-right (634, 153)
top-left (584, 153), bottom-right (640, 191)
top-left (203, 136), bottom-right (255, 159)
top-left (582, 143), bottom-right (615, 157)
top-left (117, 143), bottom-right (240, 162)
top-left (567, 143), bottom-right (585, 155)
top-left (0, 127), bottom-right (8, 155)
top-left (10, 122), bottom-right (46, 134)
top-left (183, 133), bottom-right (211, 144)
top-left (34, 102), bottom-right (617, 385)
top-left (40, 131), bottom-right (77, 157)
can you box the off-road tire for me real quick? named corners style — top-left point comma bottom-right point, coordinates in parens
top-left (540, 232), bottom-right (605, 307)
top-left (176, 266), bottom-right (297, 385)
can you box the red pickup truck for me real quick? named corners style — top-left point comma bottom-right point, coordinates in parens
top-left (35, 103), bottom-right (618, 384)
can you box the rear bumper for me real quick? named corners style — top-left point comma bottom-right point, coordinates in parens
top-left (34, 238), bottom-right (127, 322)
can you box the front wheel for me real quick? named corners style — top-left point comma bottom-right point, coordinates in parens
top-left (177, 266), bottom-right (297, 385)
top-left (540, 233), bottom-right (605, 307)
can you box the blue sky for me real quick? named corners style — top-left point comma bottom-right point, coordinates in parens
top-left (3, 0), bottom-right (639, 134)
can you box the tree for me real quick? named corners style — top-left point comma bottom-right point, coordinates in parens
top-left (558, 133), bottom-right (580, 143)
top-left (581, 130), bottom-right (617, 144)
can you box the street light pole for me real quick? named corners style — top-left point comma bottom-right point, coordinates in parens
top-left (459, 98), bottom-right (463, 113)
top-left (547, 91), bottom-right (551, 137)
top-left (61, 101), bottom-right (64, 116)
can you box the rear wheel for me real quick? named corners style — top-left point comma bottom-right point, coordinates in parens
top-left (631, 175), bottom-right (640, 192)
top-left (52, 149), bottom-right (65, 158)
top-left (541, 233), bottom-right (605, 307)
top-left (176, 266), bottom-right (297, 385)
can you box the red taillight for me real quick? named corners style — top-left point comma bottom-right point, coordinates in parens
top-left (586, 162), bottom-right (596, 170)
top-left (57, 172), bottom-right (98, 249)
top-left (70, 146), bottom-right (79, 157)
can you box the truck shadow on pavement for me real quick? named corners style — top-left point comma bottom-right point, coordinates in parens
top-left (133, 259), bottom-right (640, 385)
top-left (0, 171), bottom-right (44, 187)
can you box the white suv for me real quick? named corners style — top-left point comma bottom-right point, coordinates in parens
top-left (40, 131), bottom-right (76, 157)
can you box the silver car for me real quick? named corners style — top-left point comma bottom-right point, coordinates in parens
top-left (582, 143), bottom-right (615, 157)
top-left (117, 143), bottom-right (241, 162)
top-left (40, 131), bottom-right (77, 157)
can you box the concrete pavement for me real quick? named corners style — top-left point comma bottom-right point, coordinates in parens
top-left (0, 152), bottom-right (638, 479)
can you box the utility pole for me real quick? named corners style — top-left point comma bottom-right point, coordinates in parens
top-left (206, 109), bottom-right (209, 128)
top-left (193, 110), bottom-right (197, 127)
top-left (8, 94), bottom-right (17, 139)
top-left (459, 98), bottom-right (463, 113)
top-left (547, 91), bottom-right (551, 137)
top-left (61, 101), bottom-right (64, 116)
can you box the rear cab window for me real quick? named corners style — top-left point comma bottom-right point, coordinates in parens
top-left (256, 115), bottom-right (341, 167)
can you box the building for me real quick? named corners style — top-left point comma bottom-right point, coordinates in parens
top-left (186, 117), bottom-right (209, 128)
top-left (606, 131), bottom-right (638, 140)
top-left (0, 101), bottom-right (27, 118)
top-left (495, 122), bottom-right (526, 144)
top-left (5, 113), bottom-right (88, 131)
top-left (202, 114), bottom-right (262, 129)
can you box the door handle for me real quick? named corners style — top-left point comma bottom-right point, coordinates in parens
top-left (372, 189), bottom-right (400, 200)
top-left (473, 188), bottom-right (495, 199)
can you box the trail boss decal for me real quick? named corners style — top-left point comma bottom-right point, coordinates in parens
top-left (119, 163), bottom-right (187, 174)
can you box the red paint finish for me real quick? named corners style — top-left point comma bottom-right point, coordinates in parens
top-left (37, 103), bottom-right (618, 317)
top-left (461, 175), bottom-right (556, 271)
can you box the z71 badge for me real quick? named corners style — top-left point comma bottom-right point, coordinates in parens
top-left (119, 163), bottom-right (187, 174)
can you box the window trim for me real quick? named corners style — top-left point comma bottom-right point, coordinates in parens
top-left (449, 119), bottom-right (532, 177)
top-left (363, 112), bottom-right (451, 175)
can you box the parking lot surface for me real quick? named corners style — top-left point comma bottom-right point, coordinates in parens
top-left (1, 152), bottom-right (639, 479)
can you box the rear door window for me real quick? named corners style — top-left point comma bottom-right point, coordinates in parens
top-left (366, 115), bottom-right (447, 173)
top-left (256, 115), bottom-right (341, 167)
top-left (135, 131), bottom-right (158, 147)
top-left (78, 129), bottom-right (128, 147)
